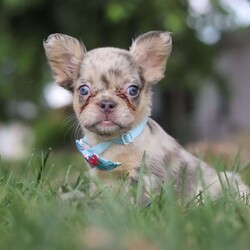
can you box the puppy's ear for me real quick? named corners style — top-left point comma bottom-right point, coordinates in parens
top-left (130, 31), bottom-right (172, 84)
top-left (43, 34), bottom-right (86, 91)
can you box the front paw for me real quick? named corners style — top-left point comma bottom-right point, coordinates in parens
top-left (58, 183), bottom-right (85, 202)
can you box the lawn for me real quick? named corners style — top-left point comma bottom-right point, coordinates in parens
top-left (0, 148), bottom-right (249, 250)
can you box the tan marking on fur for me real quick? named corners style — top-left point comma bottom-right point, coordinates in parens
top-left (79, 94), bottom-right (96, 113)
top-left (116, 91), bottom-right (137, 111)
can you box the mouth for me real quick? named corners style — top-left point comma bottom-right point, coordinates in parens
top-left (95, 118), bottom-right (121, 132)
top-left (98, 120), bottom-right (116, 127)
top-left (87, 116), bottom-right (127, 136)
top-left (82, 111), bottom-right (132, 137)
top-left (95, 114), bottom-right (121, 127)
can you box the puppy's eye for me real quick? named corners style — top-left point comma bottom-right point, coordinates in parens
top-left (127, 85), bottom-right (139, 97)
top-left (79, 85), bottom-right (90, 96)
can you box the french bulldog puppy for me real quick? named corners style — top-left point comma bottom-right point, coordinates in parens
top-left (44, 31), bottom-right (249, 201)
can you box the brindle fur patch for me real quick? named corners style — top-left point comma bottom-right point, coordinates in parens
top-left (108, 68), bottom-right (122, 78)
top-left (117, 51), bottom-right (134, 66)
top-left (100, 74), bottom-right (109, 89)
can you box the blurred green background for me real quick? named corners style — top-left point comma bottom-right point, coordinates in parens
top-left (1, 0), bottom-right (250, 161)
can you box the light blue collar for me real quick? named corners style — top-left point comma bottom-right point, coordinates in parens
top-left (76, 118), bottom-right (148, 171)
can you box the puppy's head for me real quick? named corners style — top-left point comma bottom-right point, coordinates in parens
top-left (43, 31), bottom-right (172, 138)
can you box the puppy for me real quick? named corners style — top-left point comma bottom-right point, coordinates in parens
top-left (43, 31), bottom-right (249, 201)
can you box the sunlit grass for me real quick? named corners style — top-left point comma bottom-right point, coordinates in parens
top-left (0, 149), bottom-right (249, 250)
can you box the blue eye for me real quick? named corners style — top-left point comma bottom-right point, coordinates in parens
top-left (127, 85), bottom-right (139, 97)
top-left (79, 85), bottom-right (90, 95)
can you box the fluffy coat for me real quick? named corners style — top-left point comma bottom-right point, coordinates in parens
top-left (44, 31), bottom-right (249, 201)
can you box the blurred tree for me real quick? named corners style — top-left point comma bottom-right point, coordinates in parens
top-left (0, 0), bottom-right (247, 143)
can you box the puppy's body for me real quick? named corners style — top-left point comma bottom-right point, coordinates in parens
top-left (44, 31), bottom-right (249, 201)
top-left (88, 118), bottom-right (248, 199)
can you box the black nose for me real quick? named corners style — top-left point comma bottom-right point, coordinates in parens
top-left (99, 100), bottom-right (117, 114)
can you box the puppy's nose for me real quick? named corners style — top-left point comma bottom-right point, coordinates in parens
top-left (99, 100), bottom-right (117, 114)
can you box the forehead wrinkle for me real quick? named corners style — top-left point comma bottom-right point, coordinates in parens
top-left (108, 68), bottom-right (122, 78)
top-left (80, 47), bottom-right (142, 90)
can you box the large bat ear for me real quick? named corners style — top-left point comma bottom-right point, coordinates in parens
top-left (43, 33), bottom-right (86, 91)
top-left (130, 31), bottom-right (172, 84)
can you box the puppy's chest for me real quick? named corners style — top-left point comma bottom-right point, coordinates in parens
top-left (93, 143), bottom-right (145, 180)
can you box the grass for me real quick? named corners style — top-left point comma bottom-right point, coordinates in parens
top-left (0, 149), bottom-right (249, 250)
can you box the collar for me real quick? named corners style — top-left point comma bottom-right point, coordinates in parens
top-left (76, 118), bottom-right (148, 171)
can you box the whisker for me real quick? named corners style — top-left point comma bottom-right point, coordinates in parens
top-left (73, 122), bottom-right (82, 139)
top-left (74, 117), bottom-right (84, 139)
top-left (61, 113), bottom-right (80, 143)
